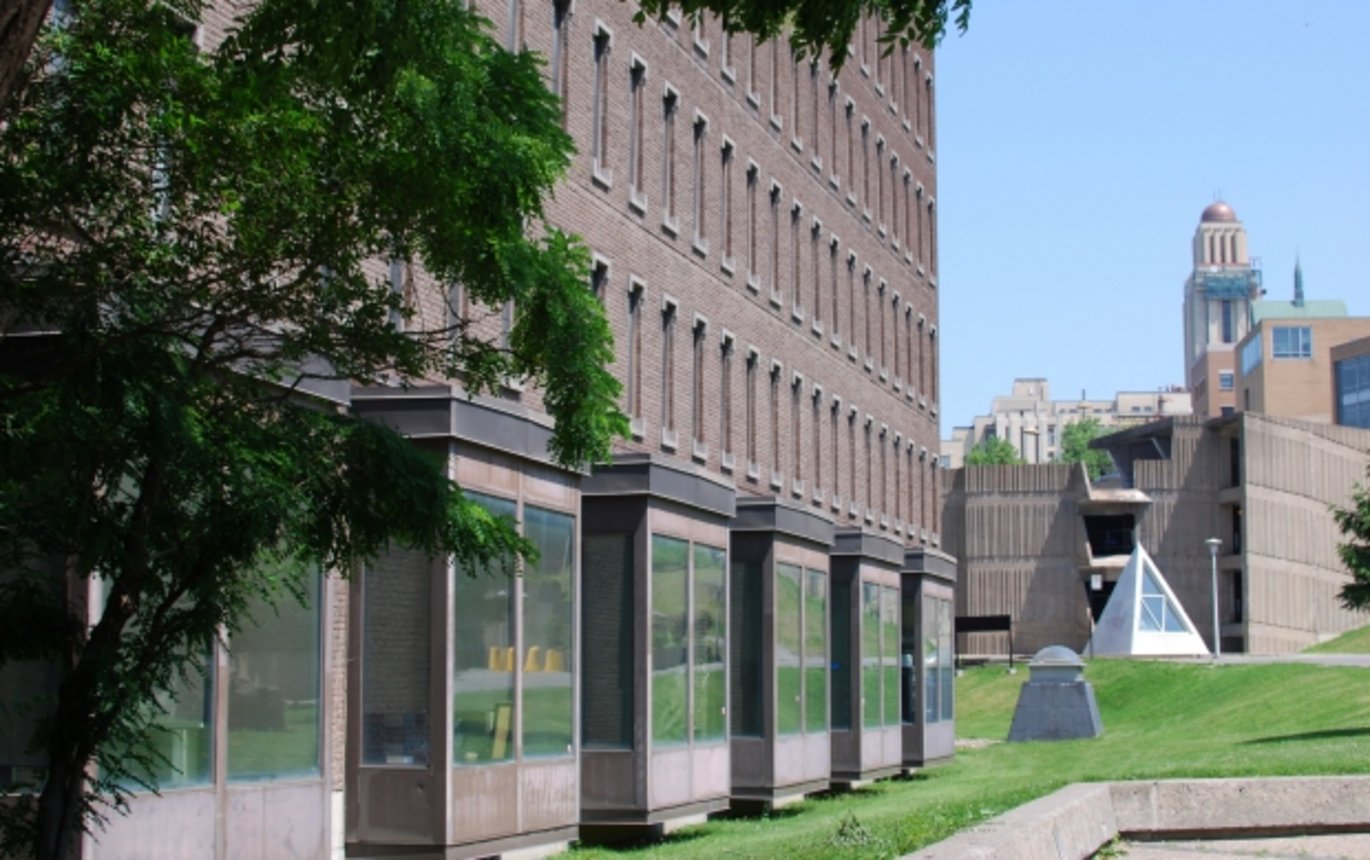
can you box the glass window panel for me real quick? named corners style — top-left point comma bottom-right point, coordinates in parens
top-left (228, 570), bottom-right (321, 780)
top-left (881, 585), bottom-right (900, 727)
top-left (775, 563), bottom-right (804, 735)
top-left (830, 579), bottom-right (852, 729)
top-left (582, 533), bottom-right (635, 748)
top-left (939, 598), bottom-right (953, 722)
top-left (0, 563), bottom-right (60, 792)
top-left (134, 652), bottom-right (215, 789)
top-left (860, 581), bottom-right (882, 728)
top-left (923, 594), bottom-right (939, 724)
top-left (900, 587), bottom-right (918, 725)
top-left (363, 547), bottom-right (432, 765)
top-left (693, 544), bottom-right (728, 742)
top-left (651, 535), bottom-right (690, 746)
top-left (523, 506), bottom-right (575, 759)
top-left (453, 492), bottom-right (518, 766)
top-left (1140, 597), bottom-right (1163, 632)
top-left (730, 558), bottom-right (764, 737)
top-left (803, 568), bottom-right (828, 732)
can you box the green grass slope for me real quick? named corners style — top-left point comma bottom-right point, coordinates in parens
top-left (1306, 623), bottom-right (1370, 653)
top-left (570, 659), bottom-right (1370, 859)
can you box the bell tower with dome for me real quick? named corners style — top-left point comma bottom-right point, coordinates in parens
top-left (1183, 201), bottom-right (1263, 418)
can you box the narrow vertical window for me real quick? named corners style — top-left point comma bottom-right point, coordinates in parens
top-left (591, 27), bottom-right (612, 182)
top-left (919, 451), bottom-right (927, 528)
top-left (692, 316), bottom-right (706, 448)
top-left (861, 119), bottom-right (871, 214)
top-left (875, 137), bottom-right (885, 229)
top-left (550, 0), bottom-right (571, 127)
top-left (810, 221), bottom-right (821, 327)
top-left (812, 390), bottom-right (822, 494)
top-left (864, 421), bottom-right (873, 513)
top-left (721, 140), bottom-right (734, 264)
top-left (590, 258), bottom-right (609, 302)
top-left (769, 41), bottom-right (779, 123)
top-left (916, 186), bottom-right (925, 266)
top-left (926, 75), bottom-right (936, 150)
top-left (790, 202), bottom-right (801, 315)
top-left (790, 47), bottom-right (801, 143)
top-left (627, 282), bottom-right (643, 422)
top-left (770, 363), bottom-right (782, 480)
top-left (628, 58), bottom-right (646, 202)
top-left (902, 48), bottom-right (913, 118)
top-left (809, 61), bottom-right (820, 156)
top-left (769, 182), bottom-right (781, 300)
top-left (845, 101), bottom-right (855, 193)
top-left (908, 447), bottom-right (917, 529)
top-left (828, 80), bottom-right (838, 180)
top-left (721, 30), bottom-right (732, 76)
top-left (746, 351), bottom-right (758, 468)
top-left (500, 299), bottom-right (514, 354)
top-left (928, 199), bottom-right (937, 276)
top-left (917, 316), bottom-right (926, 396)
top-left (846, 253), bottom-right (857, 349)
top-left (863, 269), bottom-right (872, 360)
top-left (829, 238), bottom-right (840, 340)
top-left (505, 0), bottom-right (522, 50)
top-left (905, 310), bottom-right (914, 387)
top-left (662, 301), bottom-right (677, 436)
top-left (747, 35), bottom-right (758, 101)
top-left (879, 428), bottom-right (888, 519)
top-left (721, 336), bottom-right (734, 461)
top-left (662, 88), bottom-right (679, 228)
top-left (445, 281), bottom-right (466, 344)
top-left (747, 163), bottom-right (759, 285)
top-left (889, 156), bottom-right (899, 244)
top-left (930, 325), bottom-right (938, 403)
top-left (894, 435), bottom-right (902, 523)
top-left (890, 293), bottom-right (899, 380)
top-left (847, 410), bottom-right (857, 513)
top-left (791, 377), bottom-right (802, 483)
top-left (830, 400), bottom-right (840, 502)
top-left (913, 57), bottom-right (923, 140)
top-left (878, 281), bottom-right (887, 373)
top-left (692, 113), bottom-right (708, 249)
top-left (903, 172), bottom-right (913, 252)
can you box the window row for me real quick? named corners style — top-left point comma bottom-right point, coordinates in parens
top-left (602, 272), bottom-right (942, 540)
top-left (586, 22), bottom-right (938, 280)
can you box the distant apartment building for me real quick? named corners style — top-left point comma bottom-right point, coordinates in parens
top-left (1183, 201), bottom-right (1264, 420)
top-left (941, 378), bottom-right (1191, 468)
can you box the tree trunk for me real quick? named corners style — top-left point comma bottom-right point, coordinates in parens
top-left (34, 748), bottom-right (85, 860)
top-left (0, 0), bottom-right (54, 116)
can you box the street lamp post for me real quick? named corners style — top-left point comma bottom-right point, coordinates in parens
top-left (1205, 537), bottom-right (1222, 659)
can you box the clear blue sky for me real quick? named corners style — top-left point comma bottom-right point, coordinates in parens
top-left (936, 0), bottom-right (1370, 437)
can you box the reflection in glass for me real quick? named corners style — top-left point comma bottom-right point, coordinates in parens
top-left (693, 544), bottom-right (728, 742)
top-left (453, 492), bottom-right (518, 766)
top-left (881, 585), bottom-right (900, 727)
top-left (134, 651), bottom-right (214, 789)
top-left (860, 581), bottom-right (882, 729)
top-left (523, 506), bottom-right (575, 759)
top-left (363, 547), bottom-right (432, 765)
top-left (939, 598), bottom-right (954, 722)
top-left (923, 594), bottom-right (939, 724)
top-left (228, 571), bottom-right (321, 780)
top-left (775, 563), bottom-right (803, 735)
top-left (803, 569), bottom-right (828, 732)
top-left (651, 535), bottom-right (690, 745)
top-left (830, 581), bottom-right (851, 729)
top-left (901, 588), bottom-right (918, 724)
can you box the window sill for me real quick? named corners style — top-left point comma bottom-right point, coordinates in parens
top-left (628, 190), bottom-right (648, 216)
top-left (692, 237), bottom-right (710, 258)
top-left (661, 428), bottom-right (678, 452)
top-left (770, 470), bottom-right (784, 491)
top-left (791, 478), bottom-right (805, 498)
top-left (811, 319), bottom-right (824, 338)
top-left (661, 213), bottom-right (680, 237)
top-left (692, 439), bottom-right (708, 463)
top-left (592, 164), bottom-right (614, 190)
top-left (721, 452), bottom-right (735, 473)
top-left (720, 256), bottom-right (736, 277)
top-left (791, 305), bottom-right (805, 324)
top-left (769, 290), bottom-right (782, 309)
top-left (630, 417), bottom-right (645, 440)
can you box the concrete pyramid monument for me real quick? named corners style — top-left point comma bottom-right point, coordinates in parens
top-left (1086, 544), bottom-right (1210, 657)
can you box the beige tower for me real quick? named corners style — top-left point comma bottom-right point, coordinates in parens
top-left (1182, 201), bottom-right (1263, 418)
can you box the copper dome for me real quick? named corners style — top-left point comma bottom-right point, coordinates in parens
top-left (1201, 201), bottom-right (1237, 223)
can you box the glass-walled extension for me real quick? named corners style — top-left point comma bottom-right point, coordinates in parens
top-left (729, 498), bottom-right (833, 809)
top-left (580, 454), bottom-right (735, 841)
top-left (829, 529), bottom-right (905, 786)
top-left (348, 387), bottom-right (582, 859)
top-left (901, 548), bottom-right (957, 768)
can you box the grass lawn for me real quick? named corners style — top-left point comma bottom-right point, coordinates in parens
top-left (1306, 623), bottom-right (1370, 653)
top-left (569, 658), bottom-right (1370, 859)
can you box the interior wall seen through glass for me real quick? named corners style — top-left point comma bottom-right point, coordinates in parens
top-left (830, 580), bottom-right (852, 729)
top-left (900, 588), bottom-right (918, 725)
top-left (453, 492), bottom-right (518, 766)
top-left (582, 532), bottom-right (635, 749)
top-left (881, 585), bottom-right (900, 726)
top-left (860, 581), bottom-right (882, 729)
top-left (363, 547), bottom-right (433, 765)
top-left (939, 598), bottom-right (954, 722)
top-left (227, 569), bottom-right (321, 780)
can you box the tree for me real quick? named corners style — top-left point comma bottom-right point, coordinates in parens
top-left (1334, 472), bottom-right (1370, 610)
top-left (964, 436), bottom-right (1024, 466)
top-left (0, 0), bottom-right (52, 115)
top-left (1060, 418), bottom-right (1114, 481)
top-left (635, 0), bottom-right (971, 70)
top-left (0, 1), bottom-right (626, 856)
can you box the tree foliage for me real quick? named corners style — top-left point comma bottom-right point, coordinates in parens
top-left (1060, 417), bottom-right (1114, 481)
top-left (1334, 472), bottom-right (1370, 610)
top-left (0, 0), bottom-right (626, 856)
top-left (964, 436), bottom-right (1024, 466)
top-left (635, 0), bottom-right (971, 71)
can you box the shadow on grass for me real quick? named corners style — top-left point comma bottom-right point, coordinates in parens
top-left (714, 803), bottom-right (806, 822)
top-left (574, 825), bottom-right (715, 855)
top-left (1243, 726), bottom-right (1370, 745)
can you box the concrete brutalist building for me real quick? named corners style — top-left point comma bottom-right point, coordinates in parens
top-left (944, 413), bottom-right (1370, 658)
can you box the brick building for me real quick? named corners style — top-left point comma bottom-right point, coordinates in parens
top-left (1, 2), bottom-right (950, 859)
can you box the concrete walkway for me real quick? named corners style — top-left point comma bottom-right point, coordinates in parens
top-left (904, 776), bottom-right (1370, 860)
top-left (1121, 833), bottom-right (1370, 859)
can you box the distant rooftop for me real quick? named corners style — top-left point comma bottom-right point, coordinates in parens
top-left (1251, 299), bottom-right (1348, 323)
top-left (1201, 201), bottom-right (1238, 223)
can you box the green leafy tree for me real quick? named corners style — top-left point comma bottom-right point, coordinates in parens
top-left (1334, 472), bottom-right (1370, 610)
top-left (964, 436), bottom-right (1024, 466)
top-left (1060, 417), bottom-right (1114, 481)
top-left (0, 1), bottom-right (627, 856)
top-left (636, 0), bottom-right (971, 70)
